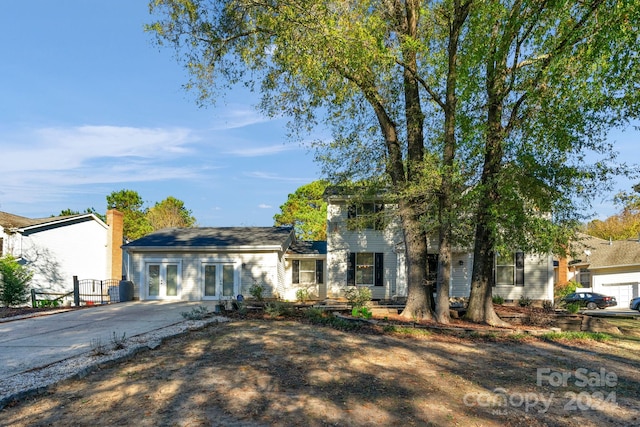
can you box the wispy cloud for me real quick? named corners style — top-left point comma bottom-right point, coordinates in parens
top-left (224, 144), bottom-right (297, 157)
top-left (258, 203), bottom-right (272, 209)
top-left (244, 171), bottom-right (310, 183)
top-left (0, 125), bottom-right (205, 209)
top-left (211, 107), bottom-right (271, 130)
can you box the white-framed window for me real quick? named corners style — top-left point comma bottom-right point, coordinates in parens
top-left (292, 259), bottom-right (324, 284)
top-left (494, 251), bottom-right (524, 286)
top-left (347, 203), bottom-right (385, 230)
top-left (347, 252), bottom-right (384, 287)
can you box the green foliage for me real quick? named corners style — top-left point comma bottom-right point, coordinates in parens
top-left (0, 256), bottom-right (32, 307)
top-left (351, 306), bottom-right (372, 319)
top-left (304, 309), bottom-right (364, 331)
top-left (274, 180), bottom-right (328, 241)
top-left (264, 301), bottom-right (295, 318)
top-left (147, 196), bottom-right (197, 230)
top-left (541, 331), bottom-right (611, 343)
top-left (565, 302), bottom-right (582, 314)
top-left (555, 281), bottom-right (578, 301)
top-left (36, 299), bottom-right (61, 308)
top-left (106, 189), bottom-right (196, 239)
top-left (249, 282), bottom-right (264, 301)
top-left (518, 296), bottom-right (532, 308)
top-left (345, 286), bottom-right (371, 309)
top-left (107, 189), bottom-right (152, 240)
top-left (295, 288), bottom-right (310, 303)
top-left (492, 295), bottom-right (504, 305)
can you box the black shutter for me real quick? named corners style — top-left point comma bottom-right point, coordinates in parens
top-left (374, 252), bottom-right (384, 286)
top-left (515, 252), bottom-right (525, 286)
top-left (292, 260), bottom-right (300, 284)
top-left (347, 204), bottom-right (356, 219)
top-left (316, 260), bottom-right (324, 284)
top-left (347, 253), bottom-right (355, 286)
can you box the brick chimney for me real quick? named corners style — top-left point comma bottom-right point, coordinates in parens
top-left (106, 209), bottom-right (124, 280)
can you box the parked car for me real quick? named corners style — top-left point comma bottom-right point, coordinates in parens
top-left (630, 297), bottom-right (640, 311)
top-left (561, 292), bottom-right (617, 310)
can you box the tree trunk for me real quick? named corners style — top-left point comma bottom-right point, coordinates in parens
top-left (400, 200), bottom-right (434, 321)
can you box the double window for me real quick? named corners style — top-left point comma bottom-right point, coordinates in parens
top-left (292, 259), bottom-right (324, 284)
top-left (347, 252), bottom-right (384, 286)
top-left (347, 203), bottom-right (385, 230)
top-left (494, 251), bottom-right (525, 286)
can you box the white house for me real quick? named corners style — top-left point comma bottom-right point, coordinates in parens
top-left (324, 192), bottom-right (555, 303)
top-left (0, 210), bottom-right (124, 294)
top-left (563, 234), bottom-right (640, 307)
top-left (122, 226), bottom-right (297, 301)
top-left (119, 193), bottom-right (554, 304)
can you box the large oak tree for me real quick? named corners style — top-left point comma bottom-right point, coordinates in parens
top-left (147, 0), bottom-right (639, 323)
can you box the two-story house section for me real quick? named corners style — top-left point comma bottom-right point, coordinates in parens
top-left (324, 189), bottom-right (555, 303)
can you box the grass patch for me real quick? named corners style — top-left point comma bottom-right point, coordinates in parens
top-left (541, 331), bottom-right (612, 342)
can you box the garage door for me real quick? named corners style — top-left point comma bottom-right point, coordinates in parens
top-left (601, 283), bottom-right (638, 308)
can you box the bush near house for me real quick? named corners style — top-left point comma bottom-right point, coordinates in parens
top-left (0, 255), bottom-right (32, 307)
top-left (555, 280), bottom-right (578, 304)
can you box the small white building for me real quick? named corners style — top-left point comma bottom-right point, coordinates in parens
top-left (0, 210), bottom-right (122, 293)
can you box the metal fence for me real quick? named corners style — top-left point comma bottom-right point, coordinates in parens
top-left (74, 277), bottom-right (122, 305)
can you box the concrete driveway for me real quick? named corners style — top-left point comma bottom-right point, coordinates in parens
top-left (0, 300), bottom-right (220, 381)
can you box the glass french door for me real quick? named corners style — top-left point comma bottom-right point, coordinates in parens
top-left (203, 263), bottom-right (236, 300)
top-left (146, 262), bottom-right (180, 299)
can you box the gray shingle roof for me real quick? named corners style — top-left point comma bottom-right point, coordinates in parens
top-left (287, 240), bottom-right (327, 255)
top-left (572, 234), bottom-right (640, 269)
top-left (0, 211), bottom-right (85, 230)
top-left (123, 226), bottom-right (294, 250)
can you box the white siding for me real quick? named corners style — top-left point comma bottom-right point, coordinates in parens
top-left (592, 269), bottom-right (640, 307)
top-left (492, 253), bottom-right (554, 302)
top-left (16, 219), bottom-right (108, 293)
top-left (129, 250), bottom-right (281, 302)
top-left (326, 201), bottom-right (403, 299)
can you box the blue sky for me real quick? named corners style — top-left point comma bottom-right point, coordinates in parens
top-left (0, 1), bottom-right (637, 226)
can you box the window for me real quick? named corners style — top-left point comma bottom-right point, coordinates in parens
top-left (579, 269), bottom-right (591, 288)
top-left (347, 252), bottom-right (384, 286)
top-left (495, 251), bottom-right (525, 286)
top-left (292, 259), bottom-right (324, 284)
top-left (347, 203), bottom-right (385, 230)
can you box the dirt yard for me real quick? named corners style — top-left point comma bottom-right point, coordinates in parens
top-left (0, 310), bottom-right (639, 426)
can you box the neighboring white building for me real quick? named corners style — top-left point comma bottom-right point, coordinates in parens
top-left (563, 234), bottom-right (640, 308)
top-left (0, 211), bottom-right (122, 293)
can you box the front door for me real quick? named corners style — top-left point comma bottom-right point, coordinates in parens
top-left (203, 263), bottom-right (236, 300)
top-left (146, 262), bottom-right (181, 299)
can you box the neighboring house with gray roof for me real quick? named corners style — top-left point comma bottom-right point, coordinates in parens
top-left (562, 234), bottom-right (640, 307)
top-left (123, 226), bottom-right (304, 301)
top-left (0, 210), bottom-right (122, 295)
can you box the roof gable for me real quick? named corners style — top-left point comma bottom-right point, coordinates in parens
top-left (0, 211), bottom-right (106, 233)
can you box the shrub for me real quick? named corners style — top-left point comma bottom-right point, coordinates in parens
top-left (555, 280), bottom-right (578, 301)
top-left (518, 295), bottom-right (532, 307)
top-left (264, 301), bottom-right (295, 318)
top-left (566, 302), bottom-right (581, 314)
top-left (295, 288), bottom-right (310, 302)
top-left (0, 255), bottom-right (32, 307)
top-left (542, 300), bottom-right (555, 312)
top-left (345, 286), bottom-right (371, 309)
top-left (181, 305), bottom-right (209, 320)
top-left (351, 306), bottom-right (372, 319)
top-left (492, 294), bottom-right (505, 305)
top-left (111, 331), bottom-right (127, 350)
top-left (249, 282), bottom-right (264, 301)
